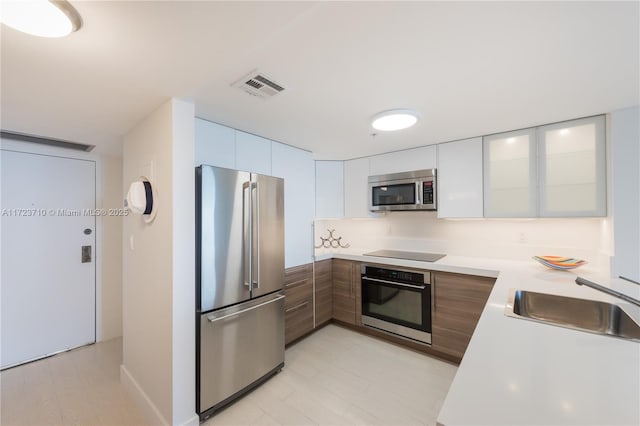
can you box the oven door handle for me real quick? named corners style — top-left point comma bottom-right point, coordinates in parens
top-left (362, 276), bottom-right (426, 290)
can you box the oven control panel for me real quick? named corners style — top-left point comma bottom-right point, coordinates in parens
top-left (363, 266), bottom-right (426, 285)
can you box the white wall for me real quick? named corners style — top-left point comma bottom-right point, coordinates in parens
top-left (316, 215), bottom-right (612, 275)
top-left (99, 156), bottom-right (123, 341)
top-left (171, 100), bottom-right (196, 426)
top-left (121, 98), bottom-right (196, 426)
top-left (611, 106), bottom-right (640, 281)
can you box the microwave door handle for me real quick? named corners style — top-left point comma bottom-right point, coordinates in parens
top-left (416, 181), bottom-right (422, 205)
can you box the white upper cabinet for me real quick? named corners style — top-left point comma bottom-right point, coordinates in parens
top-left (344, 157), bottom-right (372, 218)
top-left (235, 131), bottom-right (272, 175)
top-left (483, 128), bottom-right (537, 217)
top-left (194, 118), bottom-right (235, 168)
top-left (368, 145), bottom-right (437, 176)
top-left (483, 115), bottom-right (606, 218)
top-left (538, 115), bottom-right (606, 217)
top-left (315, 161), bottom-right (344, 218)
top-left (611, 106), bottom-right (639, 281)
top-left (195, 119), bottom-right (315, 267)
top-left (272, 142), bottom-right (315, 268)
top-left (437, 137), bottom-right (483, 218)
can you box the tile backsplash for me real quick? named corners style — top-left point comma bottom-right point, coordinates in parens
top-left (315, 212), bottom-right (612, 274)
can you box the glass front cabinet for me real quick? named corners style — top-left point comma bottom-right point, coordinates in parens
top-left (483, 115), bottom-right (606, 217)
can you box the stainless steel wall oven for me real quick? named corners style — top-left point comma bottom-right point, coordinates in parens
top-left (361, 265), bottom-right (431, 344)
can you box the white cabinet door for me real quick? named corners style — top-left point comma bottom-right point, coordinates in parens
top-left (483, 115), bottom-right (606, 218)
top-left (272, 142), bottom-right (315, 268)
top-left (483, 128), bottom-right (538, 217)
top-left (538, 115), bottom-right (606, 217)
top-left (236, 131), bottom-right (272, 175)
top-left (315, 161), bottom-right (344, 218)
top-left (344, 157), bottom-right (371, 218)
top-left (437, 138), bottom-right (483, 218)
top-left (611, 106), bottom-right (640, 281)
top-left (368, 145), bottom-right (437, 176)
top-left (194, 118), bottom-right (235, 168)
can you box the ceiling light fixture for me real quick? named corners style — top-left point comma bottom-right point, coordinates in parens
top-left (371, 109), bottom-right (420, 131)
top-left (0, 0), bottom-right (82, 38)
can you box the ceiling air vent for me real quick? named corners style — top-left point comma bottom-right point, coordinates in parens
top-left (231, 70), bottom-right (286, 100)
top-left (1, 130), bottom-right (95, 152)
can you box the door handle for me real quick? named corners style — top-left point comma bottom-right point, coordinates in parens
top-left (81, 245), bottom-right (92, 263)
top-left (432, 275), bottom-right (436, 312)
top-left (350, 263), bottom-right (354, 297)
top-left (361, 276), bottom-right (427, 290)
top-left (243, 181), bottom-right (252, 288)
top-left (252, 181), bottom-right (260, 289)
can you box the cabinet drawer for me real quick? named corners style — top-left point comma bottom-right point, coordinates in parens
top-left (284, 264), bottom-right (313, 308)
top-left (285, 277), bottom-right (312, 308)
top-left (285, 295), bottom-right (313, 344)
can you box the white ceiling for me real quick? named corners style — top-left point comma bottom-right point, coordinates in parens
top-left (1, 1), bottom-right (638, 159)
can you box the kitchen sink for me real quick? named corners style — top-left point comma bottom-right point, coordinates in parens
top-left (505, 289), bottom-right (640, 342)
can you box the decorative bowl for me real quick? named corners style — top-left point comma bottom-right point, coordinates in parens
top-left (533, 255), bottom-right (587, 270)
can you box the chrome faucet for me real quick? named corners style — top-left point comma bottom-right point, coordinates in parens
top-left (575, 277), bottom-right (640, 308)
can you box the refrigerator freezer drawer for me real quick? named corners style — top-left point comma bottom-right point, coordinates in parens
top-left (198, 292), bottom-right (285, 419)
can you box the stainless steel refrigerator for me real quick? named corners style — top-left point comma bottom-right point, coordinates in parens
top-left (196, 165), bottom-right (285, 421)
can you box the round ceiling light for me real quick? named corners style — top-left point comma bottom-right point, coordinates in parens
top-left (371, 109), bottom-right (420, 131)
top-left (0, 0), bottom-right (82, 38)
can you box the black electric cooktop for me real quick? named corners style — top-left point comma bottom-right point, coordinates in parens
top-left (363, 249), bottom-right (446, 263)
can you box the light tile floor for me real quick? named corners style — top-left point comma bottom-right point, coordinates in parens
top-left (0, 338), bottom-right (146, 426)
top-left (205, 325), bottom-right (458, 426)
top-left (1, 325), bottom-right (457, 426)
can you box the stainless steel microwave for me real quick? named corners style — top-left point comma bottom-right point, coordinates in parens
top-left (368, 169), bottom-right (437, 211)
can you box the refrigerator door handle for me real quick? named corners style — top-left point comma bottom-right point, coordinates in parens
top-left (252, 181), bottom-right (260, 289)
top-left (243, 181), bottom-right (252, 289)
top-left (206, 294), bottom-right (285, 323)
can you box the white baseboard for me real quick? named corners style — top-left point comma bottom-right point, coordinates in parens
top-left (120, 364), bottom-right (199, 426)
top-left (181, 414), bottom-right (200, 426)
top-left (120, 364), bottom-right (169, 426)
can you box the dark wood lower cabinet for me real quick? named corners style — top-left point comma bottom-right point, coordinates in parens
top-left (314, 259), bottom-right (332, 327)
top-left (286, 259), bottom-right (495, 364)
top-left (431, 271), bottom-right (496, 360)
top-left (284, 264), bottom-right (314, 345)
top-left (331, 259), bottom-right (360, 325)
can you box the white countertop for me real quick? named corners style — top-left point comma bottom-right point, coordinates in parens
top-left (315, 249), bottom-right (640, 426)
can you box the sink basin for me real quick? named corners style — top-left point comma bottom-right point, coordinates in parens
top-left (505, 289), bottom-right (640, 342)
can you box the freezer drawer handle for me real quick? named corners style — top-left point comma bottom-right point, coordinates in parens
top-left (206, 294), bottom-right (285, 324)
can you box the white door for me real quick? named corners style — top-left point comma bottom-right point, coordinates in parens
top-left (1, 150), bottom-right (96, 369)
